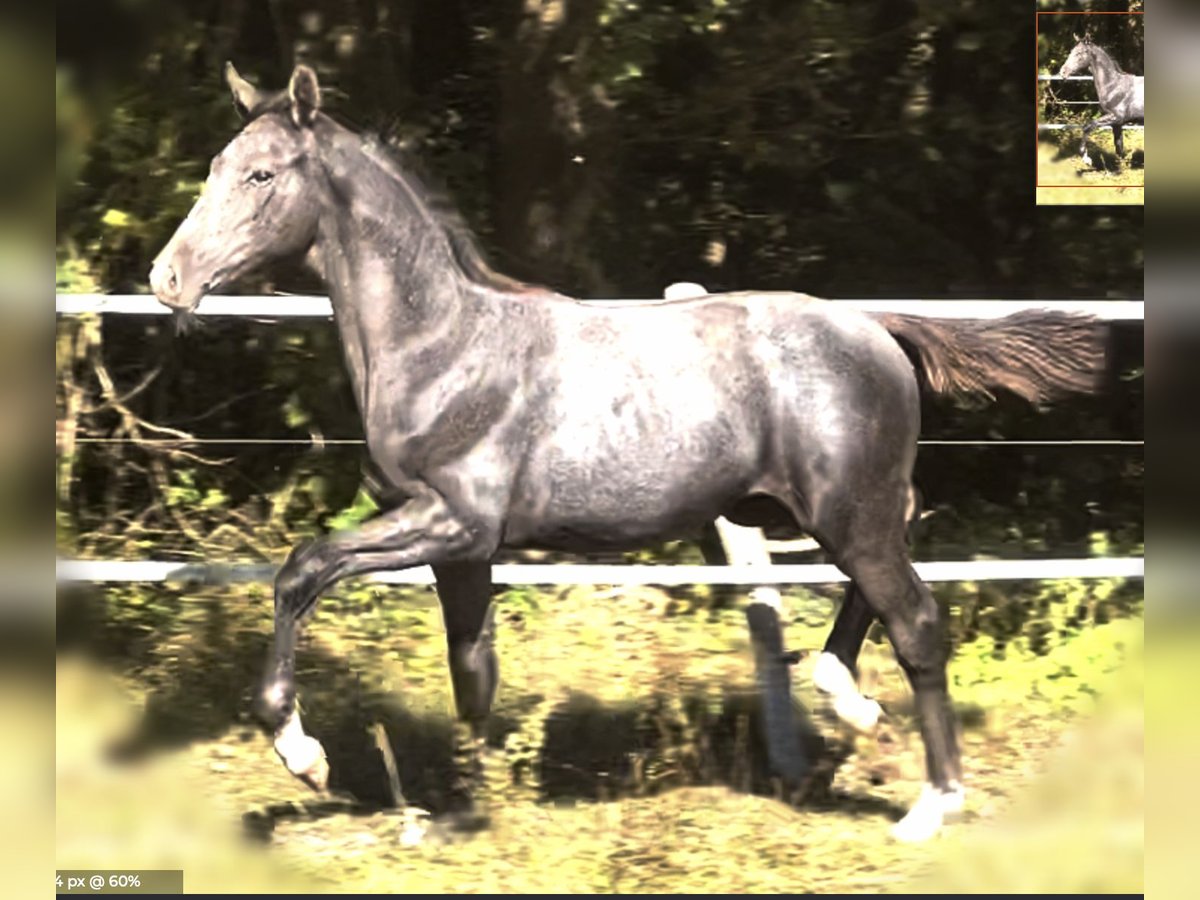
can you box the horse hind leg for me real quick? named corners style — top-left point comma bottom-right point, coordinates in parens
top-left (844, 545), bottom-right (963, 842)
top-left (815, 486), bottom-right (923, 732)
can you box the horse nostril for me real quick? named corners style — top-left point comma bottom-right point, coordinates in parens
top-left (151, 261), bottom-right (182, 301)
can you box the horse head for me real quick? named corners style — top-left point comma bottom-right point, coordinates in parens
top-left (149, 64), bottom-right (327, 312)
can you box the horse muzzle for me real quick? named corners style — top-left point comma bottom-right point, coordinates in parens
top-left (149, 256), bottom-right (211, 312)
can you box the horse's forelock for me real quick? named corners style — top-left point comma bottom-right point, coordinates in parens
top-left (241, 89), bottom-right (292, 122)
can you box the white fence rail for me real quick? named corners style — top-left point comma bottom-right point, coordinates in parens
top-left (56, 557), bottom-right (1144, 587)
top-left (1039, 124), bottom-right (1144, 131)
top-left (55, 295), bottom-right (1146, 321)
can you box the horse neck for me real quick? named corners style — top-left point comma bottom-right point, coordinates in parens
top-left (311, 128), bottom-right (498, 409)
top-left (1087, 46), bottom-right (1122, 93)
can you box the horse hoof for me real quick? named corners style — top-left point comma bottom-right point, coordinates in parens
top-left (398, 807), bottom-right (432, 847)
top-left (273, 711), bottom-right (329, 792)
top-left (834, 694), bottom-right (882, 733)
top-left (813, 653), bottom-right (881, 732)
top-left (275, 736), bottom-right (329, 792)
top-left (813, 652), bottom-right (856, 695)
top-left (890, 782), bottom-right (964, 842)
top-left (293, 751), bottom-right (330, 793)
top-left (891, 806), bottom-right (942, 843)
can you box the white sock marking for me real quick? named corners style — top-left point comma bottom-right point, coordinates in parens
top-left (273, 709), bottom-right (328, 788)
top-left (813, 652), bottom-right (882, 732)
top-left (892, 781), bottom-right (965, 842)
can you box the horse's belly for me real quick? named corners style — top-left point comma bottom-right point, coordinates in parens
top-left (504, 416), bottom-right (762, 549)
top-left (507, 515), bottom-right (708, 553)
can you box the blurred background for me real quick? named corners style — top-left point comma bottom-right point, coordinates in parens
top-left (39, 0), bottom-right (1159, 894)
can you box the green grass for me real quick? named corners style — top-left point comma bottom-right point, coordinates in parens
top-left (56, 582), bottom-right (1143, 893)
top-left (1037, 132), bottom-right (1144, 205)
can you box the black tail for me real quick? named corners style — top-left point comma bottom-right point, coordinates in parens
top-left (874, 309), bottom-right (1107, 404)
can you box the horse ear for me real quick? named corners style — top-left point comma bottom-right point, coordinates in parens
top-left (288, 64), bottom-right (321, 128)
top-left (225, 62), bottom-right (266, 120)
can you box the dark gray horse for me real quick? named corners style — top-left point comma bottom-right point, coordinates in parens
top-left (150, 64), bottom-right (1106, 842)
top-left (1058, 34), bottom-right (1144, 168)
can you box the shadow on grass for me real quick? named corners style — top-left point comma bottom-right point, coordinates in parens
top-left (1040, 134), bottom-right (1143, 176)
top-left (241, 684), bottom-right (904, 842)
top-left (60, 583), bottom-right (902, 834)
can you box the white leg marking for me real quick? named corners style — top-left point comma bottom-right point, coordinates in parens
top-left (716, 516), bottom-right (790, 653)
top-left (891, 781), bottom-right (965, 842)
top-left (813, 652), bottom-right (882, 732)
top-left (273, 709), bottom-right (330, 791)
top-left (398, 807), bottom-right (431, 847)
top-left (748, 586), bottom-right (784, 614)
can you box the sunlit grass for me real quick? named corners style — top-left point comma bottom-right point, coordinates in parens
top-left (1037, 133), bottom-right (1144, 205)
top-left (56, 583), bottom-right (1143, 893)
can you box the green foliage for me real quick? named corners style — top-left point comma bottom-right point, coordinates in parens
top-left (951, 608), bottom-right (1140, 717)
top-left (937, 570), bottom-right (1142, 664)
top-left (326, 488), bottom-right (380, 533)
top-left (499, 585), bottom-right (544, 615)
top-left (56, 255), bottom-right (101, 293)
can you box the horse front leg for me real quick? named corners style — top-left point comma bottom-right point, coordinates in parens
top-left (1112, 124), bottom-right (1125, 164)
top-left (434, 561), bottom-right (499, 826)
top-left (1079, 121), bottom-right (1096, 168)
top-left (258, 590), bottom-right (327, 790)
top-left (256, 490), bottom-right (486, 792)
top-left (815, 488), bottom-right (921, 731)
top-left (1082, 114), bottom-right (1120, 169)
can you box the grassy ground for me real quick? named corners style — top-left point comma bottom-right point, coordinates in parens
top-left (1037, 131), bottom-right (1144, 205)
top-left (56, 581), bottom-right (1143, 893)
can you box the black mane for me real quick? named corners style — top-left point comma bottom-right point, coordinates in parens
top-left (363, 135), bottom-right (544, 295)
top-left (1081, 40), bottom-right (1129, 76)
top-left (241, 92), bottom-right (545, 296)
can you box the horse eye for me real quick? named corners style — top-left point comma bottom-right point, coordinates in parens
top-left (248, 169), bottom-right (274, 186)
